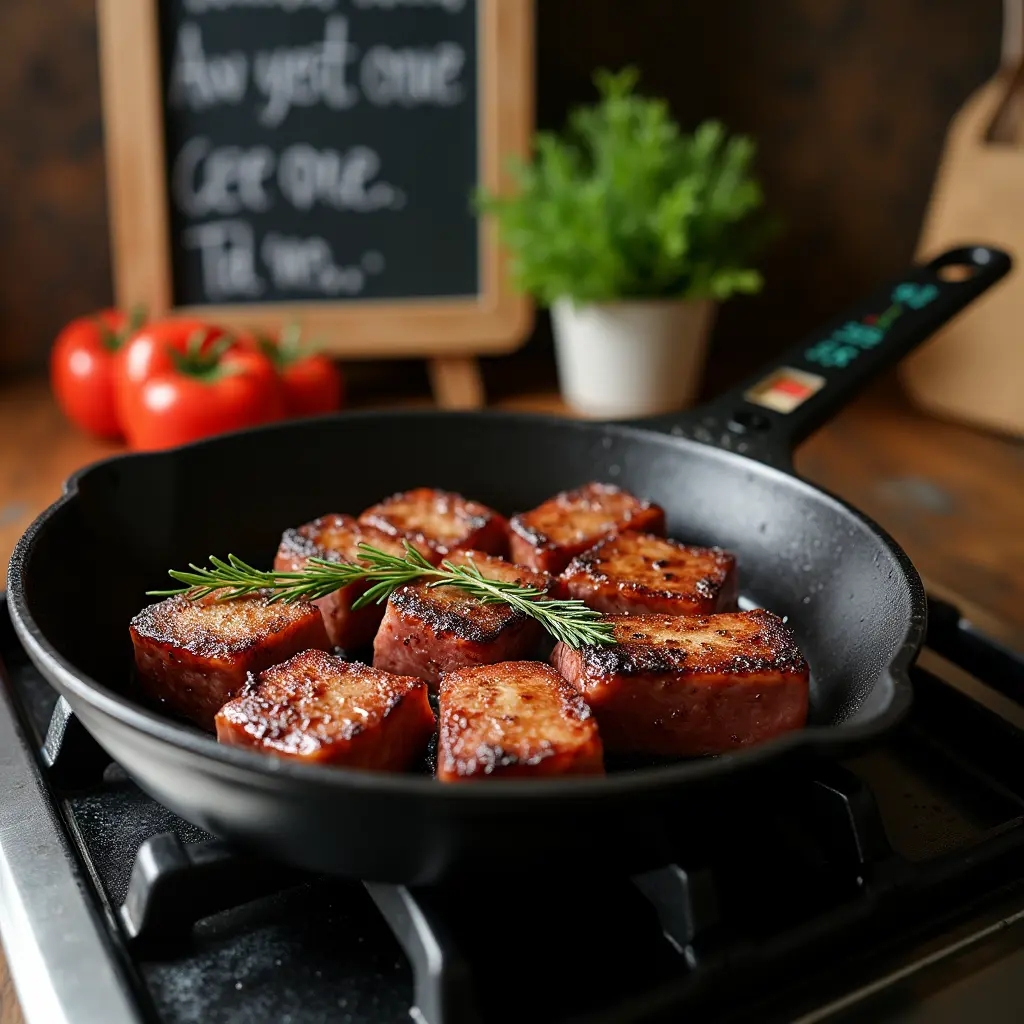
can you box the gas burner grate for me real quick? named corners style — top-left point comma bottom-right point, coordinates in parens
top-left (2, 594), bottom-right (1024, 1024)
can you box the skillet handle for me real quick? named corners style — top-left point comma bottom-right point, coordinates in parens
top-left (645, 245), bottom-right (1013, 468)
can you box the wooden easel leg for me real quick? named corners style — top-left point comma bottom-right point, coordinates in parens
top-left (427, 357), bottom-right (485, 409)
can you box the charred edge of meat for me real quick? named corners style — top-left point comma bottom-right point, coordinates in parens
top-left (568, 541), bottom-right (735, 599)
top-left (509, 484), bottom-right (656, 551)
top-left (233, 658), bottom-right (414, 745)
top-left (578, 610), bottom-right (809, 678)
top-left (439, 737), bottom-right (552, 775)
top-left (438, 692), bottom-right (594, 776)
top-left (552, 676), bottom-right (597, 721)
top-left (438, 666), bottom-right (596, 776)
top-left (129, 593), bottom-right (320, 659)
top-left (361, 490), bottom-right (492, 538)
top-left (508, 514), bottom-right (554, 550)
top-left (695, 574), bottom-right (726, 599)
top-left (389, 584), bottom-right (529, 643)
top-left (277, 526), bottom-right (346, 564)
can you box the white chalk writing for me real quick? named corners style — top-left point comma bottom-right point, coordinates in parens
top-left (168, 18), bottom-right (467, 120)
top-left (182, 219), bottom-right (383, 300)
top-left (167, 3), bottom-right (472, 300)
top-left (252, 16), bottom-right (360, 127)
top-left (172, 137), bottom-right (404, 216)
top-left (277, 144), bottom-right (404, 211)
top-left (262, 233), bottom-right (371, 295)
top-left (360, 41), bottom-right (464, 106)
top-left (182, 220), bottom-right (264, 300)
top-left (172, 138), bottom-right (275, 216)
top-left (168, 23), bottom-right (247, 110)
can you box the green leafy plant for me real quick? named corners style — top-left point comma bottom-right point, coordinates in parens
top-left (477, 67), bottom-right (771, 306)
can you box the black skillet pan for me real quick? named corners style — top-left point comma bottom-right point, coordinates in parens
top-left (7, 245), bottom-right (1011, 885)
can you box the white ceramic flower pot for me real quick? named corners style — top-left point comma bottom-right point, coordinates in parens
top-left (550, 297), bottom-right (716, 419)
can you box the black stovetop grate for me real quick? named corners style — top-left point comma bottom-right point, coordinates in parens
top-left (3, 596), bottom-right (1024, 1024)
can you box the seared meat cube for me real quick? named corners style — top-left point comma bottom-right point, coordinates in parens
top-left (358, 488), bottom-right (508, 557)
top-left (551, 611), bottom-right (809, 757)
top-left (216, 650), bottom-right (434, 770)
top-left (561, 531), bottom-right (738, 616)
top-left (437, 661), bottom-right (604, 781)
top-left (509, 482), bottom-right (666, 574)
top-left (373, 550), bottom-right (555, 687)
top-left (129, 591), bottom-right (330, 731)
top-left (274, 513), bottom-right (438, 651)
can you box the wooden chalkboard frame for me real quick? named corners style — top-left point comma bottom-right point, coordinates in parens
top-left (97, 0), bottom-right (534, 407)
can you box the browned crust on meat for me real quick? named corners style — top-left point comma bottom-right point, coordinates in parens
top-left (277, 523), bottom-right (344, 565)
top-left (358, 487), bottom-right (506, 553)
top-left (437, 661), bottom-right (603, 779)
top-left (216, 649), bottom-right (434, 764)
top-left (276, 513), bottom-right (431, 569)
top-left (388, 586), bottom-right (525, 644)
top-left (230, 652), bottom-right (412, 742)
top-left (387, 551), bottom-right (552, 644)
top-left (273, 514), bottom-right (441, 650)
top-left (509, 485), bottom-right (663, 552)
top-left (508, 516), bottom-right (551, 551)
top-left (575, 610), bottom-right (808, 678)
top-left (564, 532), bottom-right (736, 603)
top-left (129, 591), bottom-right (325, 660)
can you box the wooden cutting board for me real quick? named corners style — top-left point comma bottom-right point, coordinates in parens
top-left (902, 1), bottom-right (1024, 438)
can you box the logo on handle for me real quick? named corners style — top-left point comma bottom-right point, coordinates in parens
top-left (804, 283), bottom-right (939, 369)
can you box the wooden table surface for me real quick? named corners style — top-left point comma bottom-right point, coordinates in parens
top-left (0, 370), bottom-right (1021, 1021)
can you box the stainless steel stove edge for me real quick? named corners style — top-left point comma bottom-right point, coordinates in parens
top-left (0, 677), bottom-right (143, 1024)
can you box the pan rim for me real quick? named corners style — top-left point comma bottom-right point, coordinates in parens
top-left (6, 408), bottom-right (922, 802)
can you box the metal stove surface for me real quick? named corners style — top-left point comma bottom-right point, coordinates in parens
top-left (1, 594), bottom-right (1024, 1024)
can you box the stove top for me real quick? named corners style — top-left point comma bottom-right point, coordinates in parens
top-left (1, 593), bottom-right (1023, 1024)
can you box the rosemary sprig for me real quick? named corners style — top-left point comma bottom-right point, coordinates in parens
top-left (148, 542), bottom-right (615, 649)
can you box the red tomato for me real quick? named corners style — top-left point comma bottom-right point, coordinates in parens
top-left (49, 306), bottom-right (145, 441)
top-left (277, 353), bottom-right (345, 417)
top-left (115, 319), bottom-right (232, 411)
top-left (246, 325), bottom-right (344, 417)
top-left (115, 322), bottom-right (284, 451)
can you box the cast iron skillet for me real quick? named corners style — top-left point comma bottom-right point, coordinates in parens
top-left (6, 245), bottom-right (1012, 885)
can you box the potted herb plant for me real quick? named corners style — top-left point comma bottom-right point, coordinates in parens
top-left (479, 68), bottom-right (770, 418)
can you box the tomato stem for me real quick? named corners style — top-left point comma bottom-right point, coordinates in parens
top-left (127, 303), bottom-right (147, 333)
top-left (255, 321), bottom-right (325, 369)
top-left (96, 318), bottom-right (119, 352)
top-left (253, 330), bottom-right (283, 368)
top-left (170, 329), bottom-right (237, 382)
top-left (98, 303), bottom-right (148, 352)
top-left (279, 321), bottom-right (304, 362)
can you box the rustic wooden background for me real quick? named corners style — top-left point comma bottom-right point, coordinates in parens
top-left (0, 0), bottom-right (1003, 396)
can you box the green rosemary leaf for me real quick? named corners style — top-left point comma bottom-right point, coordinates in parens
top-left (150, 541), bottom-right (616, 649)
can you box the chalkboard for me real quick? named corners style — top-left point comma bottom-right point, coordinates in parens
top-left (158, 0), bottom-right (480, 306)
top-left (98, 0), bottom-right (533, 405)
